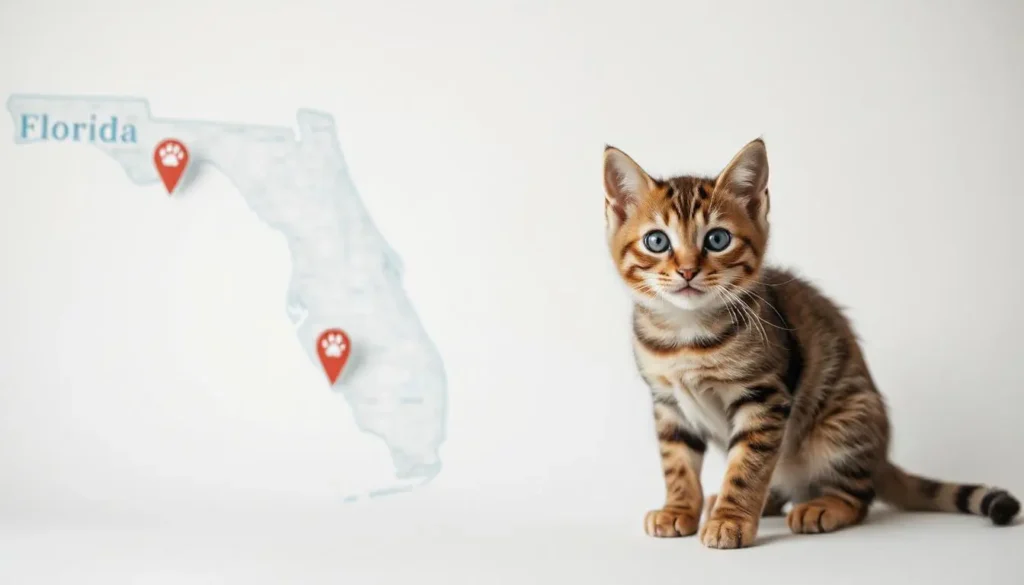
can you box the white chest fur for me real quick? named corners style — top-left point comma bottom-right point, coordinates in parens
top-left (670, 385), bottom-right (731, 443)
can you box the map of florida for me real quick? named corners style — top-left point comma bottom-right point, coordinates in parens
top-left (6, 94), bottom-right (449, 494)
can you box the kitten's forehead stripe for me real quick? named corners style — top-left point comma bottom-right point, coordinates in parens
top-left (670, 183), bottom-right (686, 223)
top-left (657, 177), bottom-right (718, 226)
top-left (690, 184), bottom-right (703, 218)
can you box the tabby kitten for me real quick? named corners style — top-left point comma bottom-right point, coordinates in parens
top-left (603, 138), bottom-right (1019, 549)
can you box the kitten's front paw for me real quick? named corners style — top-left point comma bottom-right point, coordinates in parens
top-left (699, 514), bottom-right (757, 549)
top-left (644, 507), bottom-right (700, 537)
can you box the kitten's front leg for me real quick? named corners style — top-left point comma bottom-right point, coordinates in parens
top-left (701, 384), bottom-right (790, 549)
top-left (645, 403), bottom-right (706, 537)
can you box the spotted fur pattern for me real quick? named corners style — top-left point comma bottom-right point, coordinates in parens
top-left (603, 138), bottom-right (1020, 549)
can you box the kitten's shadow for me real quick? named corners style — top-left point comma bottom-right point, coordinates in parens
top-left (750, 531), bottom-right (788, 547)
top-left (860, 507), bottom-right (904, 526)
top-left (751, 506), bottom-right (1021, 548)
top-left (750, 507), bottom-right (905, 548)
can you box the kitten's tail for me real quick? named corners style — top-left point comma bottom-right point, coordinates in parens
top-left (875, 461), bottom-right (1020, 526)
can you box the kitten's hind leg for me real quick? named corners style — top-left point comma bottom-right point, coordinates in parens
top-left (788, 383), bottom-right (886, 534)
top-left (786, 446), bottom-right (878, 534)
top-left (787, 486), bottom-right (872, 534)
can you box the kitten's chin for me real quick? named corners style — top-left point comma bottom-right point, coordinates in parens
top-left (635, 287), bottom-right (719, 313)
top-left (662, 291), bottom-right (717, 312)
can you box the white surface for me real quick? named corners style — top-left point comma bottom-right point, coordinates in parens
top-left (1, 0), bottom-right (1022, 583)
top-left (2, 493), bottom-right (1021, 584)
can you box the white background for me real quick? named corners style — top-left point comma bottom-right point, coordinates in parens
top-left (1, 0), bottom-right (1022, 583)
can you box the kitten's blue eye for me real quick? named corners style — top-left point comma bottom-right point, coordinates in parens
top-left (643, 230), bottom-right (671, 253)
top-left (704, 228), bottom-right (732, 252)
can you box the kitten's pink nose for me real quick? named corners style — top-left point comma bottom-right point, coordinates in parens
top-left (678, 268), bottom-right (699, 281)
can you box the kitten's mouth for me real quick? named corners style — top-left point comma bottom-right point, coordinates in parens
top-left (673, 284), bottom-right (705, 297)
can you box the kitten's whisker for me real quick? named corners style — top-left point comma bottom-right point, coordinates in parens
top-left (740, 275), bottom-right (799, 287)
top-left (718, 286), bottom-right (768, 346)
top-left (716, 287), bottom-right (748, 330)
top-left (721, 282), bottom-right (795, 331)
top-left (717, 289), bottom-right (742, 329)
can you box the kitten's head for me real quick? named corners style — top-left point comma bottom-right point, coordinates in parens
top-left (603, 138), bottom-right (771, 312)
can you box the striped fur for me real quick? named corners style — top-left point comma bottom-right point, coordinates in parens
top-left (604, 139), bottom-right (1020, 549)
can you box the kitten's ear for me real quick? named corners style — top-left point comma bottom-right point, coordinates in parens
top-left (604, 146), bottom-right (655, 225)
top-left (715, 138), bottom-right (770, 220)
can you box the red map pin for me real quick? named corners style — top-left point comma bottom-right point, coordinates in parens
top-left (317, 328), bottom-right (352, 385)
top-left (153, 138), bottom-right (190, 195)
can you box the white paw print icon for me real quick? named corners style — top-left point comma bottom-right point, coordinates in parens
top-left (321, 333), bottom-right (347, 357)
top-left (158, 142), bottom-right (185, 167)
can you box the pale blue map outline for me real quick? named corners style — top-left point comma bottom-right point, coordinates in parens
top-left (6, 93), bottom-right (449, 500)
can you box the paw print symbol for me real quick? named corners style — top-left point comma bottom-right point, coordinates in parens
top-left (159, 143), bottom-right (185, 167)
top-left (321, 333), bottom-right (347, 357)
